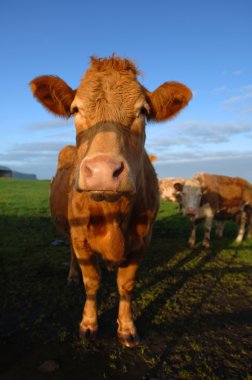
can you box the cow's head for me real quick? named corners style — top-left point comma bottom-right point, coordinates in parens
top-left (174, 176), bottom-right (203, 218)
top-left (30, 56), bottom-right (192, 201)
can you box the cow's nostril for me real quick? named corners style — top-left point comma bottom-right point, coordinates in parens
top-left (83, 163), bottom-right (93, 178)
top-left (113, 162), bottom-right (124, 178)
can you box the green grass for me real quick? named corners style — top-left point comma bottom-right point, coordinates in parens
top-left (0, 178), bottom-right (252, 380)
top-left (0, 178), bottom-right (50, 216)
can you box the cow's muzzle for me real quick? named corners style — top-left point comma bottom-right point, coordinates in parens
top-left (76, 154), bottom-right (135, 194)
top-left (185, 207), bottom-right (197, 216)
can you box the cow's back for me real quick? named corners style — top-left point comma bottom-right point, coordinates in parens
top-left (198, 173), bottom-right (251, 212)
top-left (50, 145), bottom-right (77, 236)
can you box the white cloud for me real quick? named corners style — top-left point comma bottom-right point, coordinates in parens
top-left (0, 141), bottom-right (72, 179)
top-left (223, 91), bottom-right (252, 106)
top-left (232, 69), bottom-right (244, 76)
top-left (154, 149), bottom-right (252, 164)
top-left (2, 118), bottom-right (252, 180)
top-left (147, 121), bottom-right (252, 152)
top-left (211, 85), bottom-right (227, 94)
top-left (154, 155), bottom-right (252, 183)
top-left (25, 119), bottom-right (74, 130)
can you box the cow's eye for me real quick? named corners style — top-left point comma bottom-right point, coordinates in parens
top-left (140, 106), bottom-right (148, 115)
top-left (136, 106), bottom-right (148, 119)
top-left (72, 106), bottom-right (79, 114)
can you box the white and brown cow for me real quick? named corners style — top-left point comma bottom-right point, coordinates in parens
top-left (174, 173), bottom-right (252, 248)
top-left (30, 55), bottom-right (192, 346)
top-left (159, 177), bottom-right (185, 203)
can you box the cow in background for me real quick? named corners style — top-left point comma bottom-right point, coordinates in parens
top-left (30, 55), bottom-right (192, 347)
top-left (159, 177), bottom-right (185, 203)
top-left (174, 173), bottom-right (252, 248)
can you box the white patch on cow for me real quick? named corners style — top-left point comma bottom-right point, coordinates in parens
top-left (200, 203), bottom-right (214, 218)
top-left (235, 209), bottom-right (247, 243)
top-left (181, 177), bottom-right (203, 216)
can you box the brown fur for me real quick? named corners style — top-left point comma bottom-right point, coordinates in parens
top-left (30, 76), bottom-right (76, 117)
top-left (197, 173), bottom-right (252, 214)
top-left (30, 55), bottom-right (192, 346)
top-left (177, 172), bottom-right (252, 247)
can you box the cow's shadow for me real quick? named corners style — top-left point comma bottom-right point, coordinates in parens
top-left (97, 211), bottom-right (252, 340)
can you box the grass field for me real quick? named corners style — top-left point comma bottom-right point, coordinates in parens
top-left (0, 178), bottom-right (252, 380)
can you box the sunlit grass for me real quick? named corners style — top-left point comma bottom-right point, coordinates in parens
top-left (0, 178), bottom-right (252, 380)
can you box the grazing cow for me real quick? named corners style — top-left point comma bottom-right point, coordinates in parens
top-left (30, 55), bottom-right (192, 346)
top-left (174, 173), bottom-right (252, 248)
top-left (159, 177), bottom-right (185, 203)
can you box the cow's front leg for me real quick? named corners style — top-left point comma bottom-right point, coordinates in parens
top-left (67, 244), bottom-right (80, 285)
top-left (117, 252), bottom-right (143, 347)
top-left (71, 238), bottom-right (100, 340)
top-left (235, 209), bottom-right (247, 243)
top-left (188, 220), bottom-right (196, 247)
top-left (202, 217), bottom-right (213, 248)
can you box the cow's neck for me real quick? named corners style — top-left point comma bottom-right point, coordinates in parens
top-left (86, 195), bottom-right (133, 263)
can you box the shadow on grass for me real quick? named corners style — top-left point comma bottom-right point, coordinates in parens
top-left (1, 212), bottom-right (252, 379)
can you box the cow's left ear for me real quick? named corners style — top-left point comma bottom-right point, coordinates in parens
top-left (174, 182), bottom-right (183, 192)
top-left (147, 82), bottom-right (192, 122)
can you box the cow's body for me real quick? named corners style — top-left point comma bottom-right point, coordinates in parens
top-left (30, 55), bottom-right (192, 346)
top-left (175, 173), bottom-right (252, 248)
top-left (159, 177), bottom-right (185, 203)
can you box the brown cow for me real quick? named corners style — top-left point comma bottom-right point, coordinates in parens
top-left (30, 55), bottom-right (192, 346)
top-left (174, 173), bottom-right (252, 248)
top-left (159, 177), bottom-right (185, 203)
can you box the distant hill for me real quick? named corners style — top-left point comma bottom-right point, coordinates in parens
top-left (0, 165), bottom-right (37, 180)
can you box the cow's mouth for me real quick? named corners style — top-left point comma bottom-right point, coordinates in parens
top-left (87, 191), bottom-right (131, 202)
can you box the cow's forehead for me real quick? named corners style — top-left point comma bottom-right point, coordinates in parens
top-left (78, 56), bottom-right (143, 97)
top-left (184, 179), bottom-right (202, 192)
top-left (75, 67), bottom-right (145, 123)
top-left (78, 70), bottom-right (143, 101)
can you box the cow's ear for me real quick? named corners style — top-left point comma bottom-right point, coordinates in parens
top-left (30, 75), bottom-right (76, 117)
top-left (147, 82), bottom-right (192, 122)
top-left (174, 182), bottom-right (183, 192)
top-left (148, 154), bottom-right (157, 163)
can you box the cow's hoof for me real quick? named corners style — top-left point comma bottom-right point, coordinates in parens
top-left (188, 241), bottom-right (195, 248)
top-left (67, 275), bottom-right (80, 285)
top-left (202, 240), bottom-right (210, 249)
top-left (118, 331), bottom-right (140, 347)
top-left (202, 243), bottom-right (210, 249)
top-left (117, 319), bottom-right (140, 347)
top-left (79, 322), bottom-right (98, 340)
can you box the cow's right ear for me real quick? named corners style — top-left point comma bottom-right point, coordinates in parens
top-left (30, 76), bottom-right (76, 117)
top-left (174, 182), bottom-right (183, 192)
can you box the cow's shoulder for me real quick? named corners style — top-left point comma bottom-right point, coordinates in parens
top-left (57, 145), bottom-right (77, 170)
top-left (128, 151), bottom-right (159, 242)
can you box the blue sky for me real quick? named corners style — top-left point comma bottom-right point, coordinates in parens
top-left (1, 0), bottom-right (252, 181)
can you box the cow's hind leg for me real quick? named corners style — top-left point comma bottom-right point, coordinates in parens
top-left (215, 220), bottom-right (225, 239)
top-left (71, 238), bottom-right (101, 340)
top-left (117, 251), bottom-right (143, 347)
top-left (235, 209), bottom-right (247, 243)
